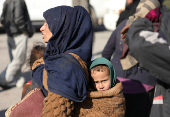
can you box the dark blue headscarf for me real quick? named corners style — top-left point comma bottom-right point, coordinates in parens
top-left (32, 6), bottom-right (93, 102)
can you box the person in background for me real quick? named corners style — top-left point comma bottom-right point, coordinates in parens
top-left (0, 0), bottom-right (34, 88)
top-left (102, 0), bottom-right (161, 116)
top-left (116, 0), bottom-right (140, 27)
top-left (124, 4), bottom-right (170, 117)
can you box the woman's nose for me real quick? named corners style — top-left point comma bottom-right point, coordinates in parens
top-left (40, 25), bottom-right (44, 32)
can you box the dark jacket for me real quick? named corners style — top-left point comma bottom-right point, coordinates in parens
top-left (125, 6), bottom-right (170, 117)
top-left (0, 0), bottom-right (29, 36)
top-left (116, 0), bottom-right (140, 27)
top-left (102, 19), bottom-right (157, 86)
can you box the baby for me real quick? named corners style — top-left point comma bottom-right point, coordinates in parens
top-left (90, 57), bottom-right (117, 91)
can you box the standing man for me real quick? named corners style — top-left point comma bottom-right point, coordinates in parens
top-left (0, 0), bottom-right (34, 88)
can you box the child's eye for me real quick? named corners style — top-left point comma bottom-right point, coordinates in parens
top-left (94, 81), bottom-right (98, 84)
top-left (102, 80), bottom-right (107, 83)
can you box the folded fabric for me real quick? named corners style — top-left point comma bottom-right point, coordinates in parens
top-left (5, 88), bottom-right (45, 117)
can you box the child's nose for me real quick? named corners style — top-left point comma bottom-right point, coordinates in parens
top-left (99, 83), bottom-right (104, 89)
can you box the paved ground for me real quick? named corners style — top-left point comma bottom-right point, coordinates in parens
top-left (0, 26), bottom-right (112, 117)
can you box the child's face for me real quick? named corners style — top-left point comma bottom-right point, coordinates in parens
top-left (91, 70), bottom-right (110, 91)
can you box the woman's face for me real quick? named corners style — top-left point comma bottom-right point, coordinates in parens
top-left (40, 20), bottom-right (52, 43)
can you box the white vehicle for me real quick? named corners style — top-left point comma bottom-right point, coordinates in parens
top-left (0, 0), bottom-right (113, 28)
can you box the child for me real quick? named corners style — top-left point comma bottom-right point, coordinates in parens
top-left (90, 57), bottom-right (117, 91)
top-left (22, 42), bottom-right (46, 99)
top-left (5, 42), bottom-right (46, 117)
top-left (73, 57), bottom-right (126, 117)
top-left (26, 42), bottom-right (46, 69)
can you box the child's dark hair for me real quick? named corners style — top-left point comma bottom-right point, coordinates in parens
top-left (27, 42), bottom-right (46, 69)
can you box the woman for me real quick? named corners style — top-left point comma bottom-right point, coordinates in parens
top-left (32, 5), bottom-right (93, 116)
